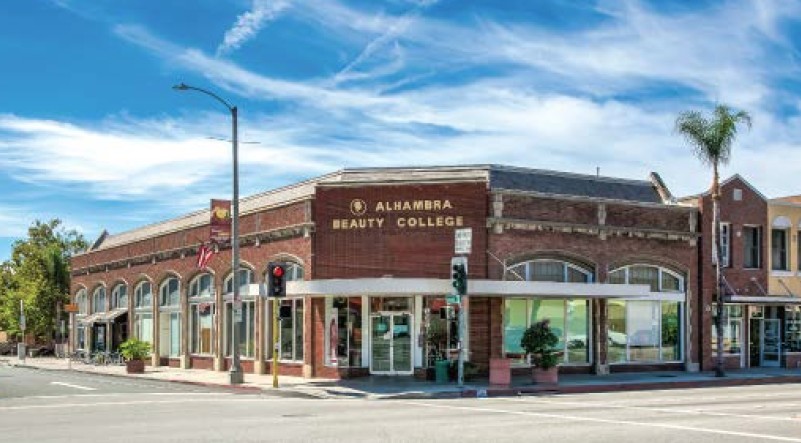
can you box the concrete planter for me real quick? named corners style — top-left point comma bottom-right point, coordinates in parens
top-left (489, 358), bottom-right (511, 386)
top-left (532, 366), bottom-right (558, 385)
top-left (126, 359), bottom-right (145, 374)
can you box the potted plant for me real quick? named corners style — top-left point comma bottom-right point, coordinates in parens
top-left (119, 338), bottom-right (150, 374)
top-left (521, 319), bottom-right (560, 384)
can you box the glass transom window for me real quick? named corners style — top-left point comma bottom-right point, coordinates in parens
top-left (135, 282), bottom-right (152, 309)
top-left (160, 278), bottom-right (180, 307)
top-left (92, 287), bottom-right (106, 313)
top-left (505, 259), bottom-right (593, 283)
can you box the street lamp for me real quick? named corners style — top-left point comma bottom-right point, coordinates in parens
top-left (173, 82), bottom-right (243, 385)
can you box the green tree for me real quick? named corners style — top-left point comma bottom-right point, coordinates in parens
top-left (675, 104), bottom-right (751, 377)
top-left (0, 219), bottom-right (87, 342)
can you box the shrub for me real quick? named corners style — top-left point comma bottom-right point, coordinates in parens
top-left (520, 319), bottom-right (560, 370)
top-left (119, 338), bottom-right (151, 361)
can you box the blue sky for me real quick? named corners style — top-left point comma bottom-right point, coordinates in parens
top-left (2, 0), bottom-right (801, 260)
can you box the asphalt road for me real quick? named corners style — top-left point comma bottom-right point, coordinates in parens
top-left (3, 365), bottom-right (801, 442)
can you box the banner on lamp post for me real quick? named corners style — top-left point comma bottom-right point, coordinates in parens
top-left (209, 199), bottom-right (232, 243)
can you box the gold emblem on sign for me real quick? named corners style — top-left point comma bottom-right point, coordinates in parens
top-left (350, 199), bottom-right (367, 216)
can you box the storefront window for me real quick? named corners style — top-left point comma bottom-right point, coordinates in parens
top-left (133, 282), bottom-right (152, 345)
top-left (76, 326), bottom-right (86, 350)
top-left (608, 265), bottom-right (684, 292)
top-left (225, 301), bottom-right (255, 358)
top-left (280, 298), bottom-right (304, 361)
top-left (75, 290), bottom-right (88, 315)
top-left (135, 282), bottom-right (152, 308)
top-left (326, 297), bottom-right (363, 367)
top-left (134, 312), bottom-right (153, 345)
top-left (189, 274), bottom-right (216, 356)
top-left (711, 305), bottom-right (742, 354)
top-left (608, 300), bottom-right (683, 363)
top-left (784, 306), bottom-right (801, 353)
top-left (158, 278), bottom-right (181, 358)
top-left (503, 299), bottom-right (590, 365)
top-left (424, 298), bottom-right (459, 366)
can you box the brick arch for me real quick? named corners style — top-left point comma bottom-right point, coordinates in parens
top-left (132, 273), bottom-right (154, 288)
top-left (109, 278), bottom-right (129, 291)
top-left (262, 253), bottom-right (305, 279)
top-left (72, 284), bottom-right (88, 297)
top-left (154, 270), bottom-right (182, 288)
top-left (219, 260), bottom-right (256, 280)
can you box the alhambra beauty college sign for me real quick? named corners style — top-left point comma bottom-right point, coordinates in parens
top-left (332, 199), bottom-right (466, 230)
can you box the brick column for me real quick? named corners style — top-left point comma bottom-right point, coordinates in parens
top-left (254, 295), bottom-right (265, 374)
top-left (214, 281), bottom-right (224, 371)
top-left (151, 285), bottom-right (160, 367)
top-left (180, 283), bottom-right (189, 369)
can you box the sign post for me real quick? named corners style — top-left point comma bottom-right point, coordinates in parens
top-left (64, 303), bottom-right (79, 370)
top-left (18, 300), bottom-right (25, 361)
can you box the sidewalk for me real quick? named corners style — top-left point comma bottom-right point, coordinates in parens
top-left (5, 356), bottom-right (801, 399)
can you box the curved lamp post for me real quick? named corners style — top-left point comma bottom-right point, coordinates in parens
top-left (172, 83), bottom-right (243, 385)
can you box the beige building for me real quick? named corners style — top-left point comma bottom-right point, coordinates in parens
top-left (768, 196), bottom-right (801, 296)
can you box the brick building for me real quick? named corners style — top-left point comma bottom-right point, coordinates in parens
top-left (70, 165), bottom-right (701, 378)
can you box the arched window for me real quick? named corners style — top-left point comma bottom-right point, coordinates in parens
top-left (159, 277), bottom-right (180, 307)
top-left (134, 281), bottom-right (152, 309)
top-left (75, 289), bottom-right (88, 315)
top-left (606, 264), bottom-right (684, 364)
top-left (92, 286), bottom-right (106, 313)
top-left (607, 264), bottom-right (683, 292)
top-left (158, 277), bottom-right (181, 358)
top-left (189, 273), bottom-right (214, 298)
top-left (189, 273), bottom-right (216, 355)
top-left (224, 268), bottom-right (253, 295)
top-left (285, 262), bottom-right (304, 281)
top-left (505, 259), bottom-right (593, 283)
top-left (133, 281), bottom-right (153, 345)
top-left (222, 268), bottom-right (254, 358)
top-left (111, 283), bottom-right (127, 310)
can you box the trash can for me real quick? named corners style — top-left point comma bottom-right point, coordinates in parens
top-left (435, 360), bottom-right (450, 384)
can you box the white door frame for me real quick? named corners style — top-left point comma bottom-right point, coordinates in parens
top-left (761, 318), bottom-right (781, 367)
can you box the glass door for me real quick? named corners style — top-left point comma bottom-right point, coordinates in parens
top-left (370, 312), bottom-right (413, 375)
top-left (761, 319), bottom-right (781, 367)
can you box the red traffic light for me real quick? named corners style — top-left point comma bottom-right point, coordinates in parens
top-left (272, 266), bottom-right (285, 278)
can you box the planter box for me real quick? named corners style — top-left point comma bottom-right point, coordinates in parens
top-left (489, 358), bottom-right (511, 386)
top-left (126, 359), bottom-right (145, 374)
top-left (532, 367), bottom-right (558, 385)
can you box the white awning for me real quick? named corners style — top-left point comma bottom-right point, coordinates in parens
top-left (246, 278), bottom-right (681, 300)
top-left (725, 295), bottom-right (801, 305)
top-left (78, 313), bottom-right (103, 324)
top-left (102, 308), bottom-right (128, 322)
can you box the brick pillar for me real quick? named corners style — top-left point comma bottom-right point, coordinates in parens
top-left (180, 283), bottom-right (189, 369)
top-left (594, 298), bottom-right (609, 375)
top-left (254, 296), bottom-right (265, 374)
top-left (151, 286), bottom-right (160, 367)
top-left (214, 280), bottom-right (224, 371)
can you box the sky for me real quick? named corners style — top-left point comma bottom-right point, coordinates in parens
top-left (2, 0), bottom-right (801, 261)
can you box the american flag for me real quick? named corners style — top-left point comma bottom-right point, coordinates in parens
top-left (197, 243), bottom-right (214, 269)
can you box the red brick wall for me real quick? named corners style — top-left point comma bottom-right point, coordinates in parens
top-left (313, 182), bottom-right (489, 279)
top-left (696, 177), bottom-right (768, 369)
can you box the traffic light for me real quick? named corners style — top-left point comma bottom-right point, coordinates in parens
top-left (451, 257), bottom-right (468, 296)
top-left (267, 262), bottom-right (286, 297)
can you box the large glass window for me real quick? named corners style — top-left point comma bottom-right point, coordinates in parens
top-left (159, 277), bottom-right (180, 307)
top-left (75, 290), bottom-right (88, 315)
top-left (92, 287), bottom-right (106, 313)
top-left (76, 326), bottom-right (86, 350)
top-left (711, 305), bottom-right (743, 355)
top-left (772, 229), bottom-right (789, 271)
top-left (505, 259), bottom-right (592, 282)
top-left (743, 226), bottom-right (761, 269)
top-left (189, 273), bottom-right (215, 356)
top-left (111, 284), bottom-right (127, 310)
top-left (133, 282), bottom-right (152, 345)
top-left (785, 306), bottom-right (801, 353)
top-left (326, 297), bottom-right (363, 367)
top-left (503, 299), bottom-right (590, 365)
top-left (158, 278), bottom-right (181, 358)
top-left (607, 265), bottom-right (685, 363)
top-left (280, 298), bottom-right (304, 362)
top-left (223, 269), bottom-right (254, 358)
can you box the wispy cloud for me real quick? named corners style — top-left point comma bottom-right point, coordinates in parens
top-left (216, 0), bottom-right (291, 57)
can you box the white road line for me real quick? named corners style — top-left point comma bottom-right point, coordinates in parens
top-left (402, 401), bottom-right (801, 443)
top-left (49, 382), bottom-right (97, 391)
top-left (0, 397), bottom-right (281, 411)
top-left (21, 392), bottom-right (235, 400)
top-left (499, 397), bottom-right (801, 422)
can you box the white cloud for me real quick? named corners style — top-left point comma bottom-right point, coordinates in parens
top-left (216, 0), bottom-right (291, 56)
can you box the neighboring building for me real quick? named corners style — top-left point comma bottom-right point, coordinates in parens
top-left (767, 196), bottom-right (801, 367)
top-left (70, 165), bottom-right (700, 378)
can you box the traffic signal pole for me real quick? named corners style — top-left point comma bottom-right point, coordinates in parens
top-left (272, 296), bottom-right (279, 388)
top-left (451, 257), bottom-right (468, 387)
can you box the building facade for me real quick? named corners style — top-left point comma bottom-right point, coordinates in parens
top-left (70, 165), bottom-right (701, 378)
top-left (767, 196), bottom-right (801, 367)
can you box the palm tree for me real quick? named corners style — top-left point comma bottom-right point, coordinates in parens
top-left (675, 104), bottom-right (751, 377)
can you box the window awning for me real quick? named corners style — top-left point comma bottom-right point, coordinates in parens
top-left (102, 308), bottom-right (128, 322)
top-left (725, 295), bottom-right (801, 305)
top-left (78, 313), bottom-right (103, 324)
top-left (243, 278), bottom-right (681, 300)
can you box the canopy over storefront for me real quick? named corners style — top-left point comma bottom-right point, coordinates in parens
top-left (245, 278), bottom-right (682, 301)
top-left (724, 295), bottom-right (801, 305)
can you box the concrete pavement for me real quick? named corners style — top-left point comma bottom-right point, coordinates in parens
top-left (2, 371), bottom-right (801, 442)
top-left (6, 356), bottom-right (801, 399)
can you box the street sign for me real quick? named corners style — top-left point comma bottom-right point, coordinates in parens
top-left (446, 294), bottom-right (461, 304)
top-left (454, 228), bottom-right (472, 255)
top-left (64, 303), bottom-right (79, 313)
